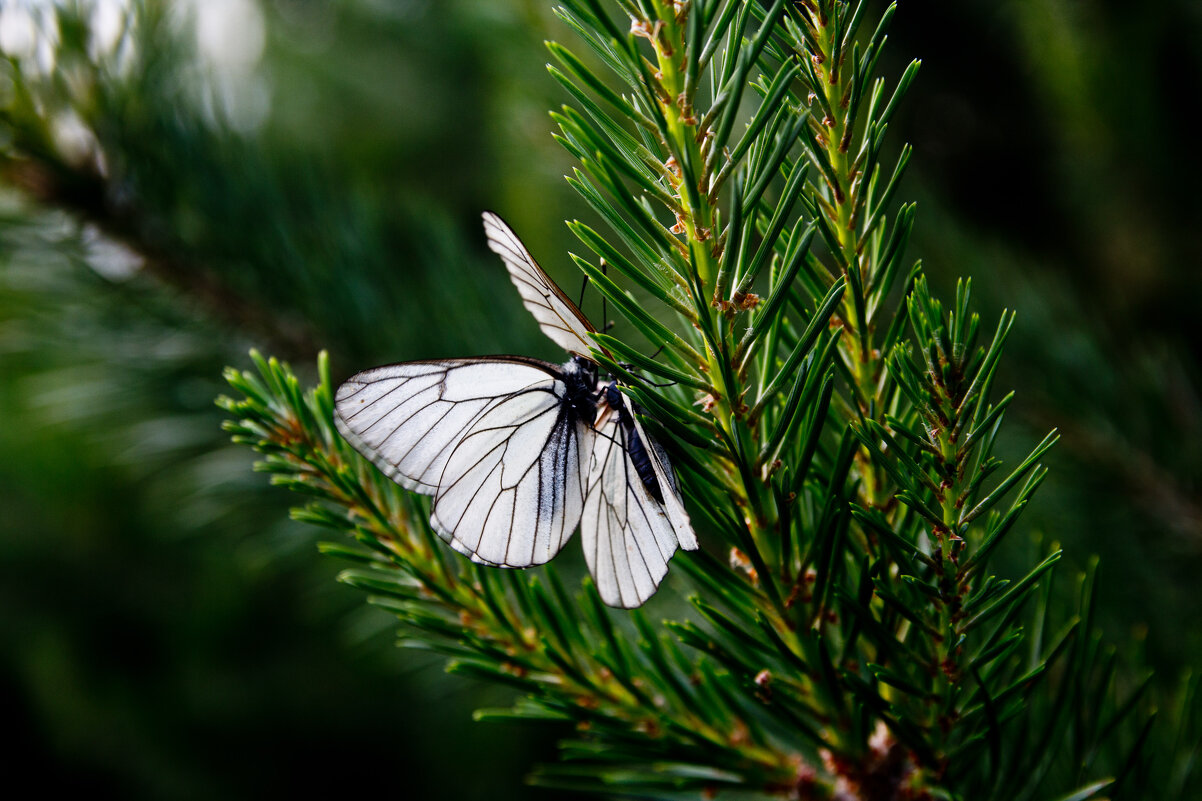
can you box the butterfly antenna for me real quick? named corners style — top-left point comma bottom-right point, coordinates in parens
top-left (578, 273), bottom-right (591, 309)
top-left (615, 362), bottom-right (678, 390)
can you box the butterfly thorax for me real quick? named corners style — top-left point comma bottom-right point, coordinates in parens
top-left (561, 355), bottom-right (600, 426)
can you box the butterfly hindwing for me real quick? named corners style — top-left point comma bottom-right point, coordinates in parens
top-left (431, 378), bottom-right (590, 567)
top-left (582, 387), bottom-right (696, 608)
top-left (635, 413), bottom-right (698, 552)
top-left (335, 358), bottom-right (554, 493)
top-left (483, 211), bottom-right (598, 358)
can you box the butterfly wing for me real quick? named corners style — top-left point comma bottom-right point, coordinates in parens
top-left (335, 357), bottom-right (591, 568)
top-left (336, 358), bottom-right (551, 494)
top-left (633, 412), bottom-right (698, 551)
top-left (483, 211), bottom-right (598, 358)
top-left (582, 389), bottom-right (697, 608)
top-left (336, 214), bottom-right (694, 589)
top-left (431, 376), bottom-right (591, 568)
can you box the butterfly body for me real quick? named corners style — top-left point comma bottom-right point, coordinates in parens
top-left (562, 355), bottom-right (601, 427)
top-left (334, 212), bottom-right (696, 607)
top-left (600, 381), bottom-right (664, 504)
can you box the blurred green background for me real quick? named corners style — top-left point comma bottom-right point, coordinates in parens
top-left (0, 1), bottom-right (1198, 798)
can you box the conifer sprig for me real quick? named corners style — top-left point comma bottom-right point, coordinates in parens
top-left (219, 351), bottom-right (808, 796)
top-left (216, 2), bottom-right (1156, 797)
top-left (549, 0), bottom-right (852, 627)
top-left (0, 1), bottom-right (1178, 798)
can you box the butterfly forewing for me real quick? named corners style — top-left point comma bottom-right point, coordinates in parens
top-left (335, 358), bottom-right (566, 494)
top-left (582, 388), bottom-right (696, 608)
top-left (483, 211), bottom-right (598, 358)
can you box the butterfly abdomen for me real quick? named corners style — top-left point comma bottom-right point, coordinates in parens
top-left (604, 383), bottom-right (665, 504)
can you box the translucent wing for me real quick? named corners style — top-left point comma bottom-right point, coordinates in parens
top-left (635, 413), bottom-right (698, 551)
top-left (334, 357), bottom-right (591, 567)
top-left (582, 389), bottom-right (697, 608)
top-left (483, 210), bottom-right (598, 358)
top-left (335, 357), bottom-right (566, 494)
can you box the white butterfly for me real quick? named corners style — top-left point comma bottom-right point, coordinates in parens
top-left (334, 211), bottom-right (697, 608)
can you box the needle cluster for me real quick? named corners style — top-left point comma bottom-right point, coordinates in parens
top-left (217, 3), bottom-right (1158, 798)
top-left (0, 1), bottom-right (1185, 800)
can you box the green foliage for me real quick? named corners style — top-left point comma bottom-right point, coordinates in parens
top-left (217, 2), bottom-right (1188, 798)
top-left (0, 0), bottom-right (536, 366)
top-left (0, 188), bottom-right (563, 801)
top-left (3, 1), bottom-right (1198, 800)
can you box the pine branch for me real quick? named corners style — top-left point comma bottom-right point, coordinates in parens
top-left (0, 2), bottom-right (314, 357)
top-left (219, 351), bottom-right (809, 796)
top-left (216, 2), bottom-right (1160, 797)
top-left (1, 1), bottom-right (1180, 799)
top-left (0, 0), bottom-right (476, 366)
top-left (0, 154), bottom-right (317, 358)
